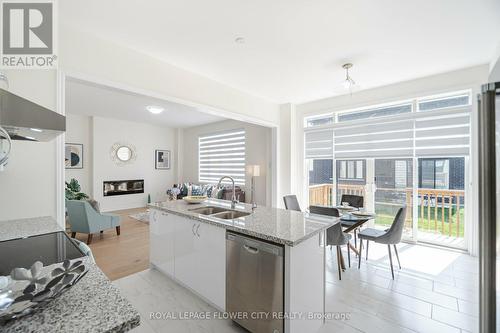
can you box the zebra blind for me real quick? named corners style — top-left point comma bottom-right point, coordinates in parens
top-left (305, 108), bottom-right (471, 159)
top-left (334, 119), bottom-right (414, 158)
top-left (305, 129), bottom-right (334, 159)
top-left (198, 129), bottom-right (246, 185)
top-left (414, 112), bottom-right (470, 157)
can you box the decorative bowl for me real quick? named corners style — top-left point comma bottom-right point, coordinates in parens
top-left (0, 260), bottom-right (88, 322)
top-left (183, 196), bottom-right (208, 204)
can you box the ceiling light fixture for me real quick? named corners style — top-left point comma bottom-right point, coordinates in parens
top-left (342, 63), bottom-right (356, 90)
top-left (146, 105), bottom-right (164, 114)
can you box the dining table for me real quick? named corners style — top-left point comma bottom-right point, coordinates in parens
top-left (338, 212), bottom-right (375, 269)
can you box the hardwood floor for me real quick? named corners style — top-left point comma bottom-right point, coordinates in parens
top-left (70, 207), bottom-right (150, 281)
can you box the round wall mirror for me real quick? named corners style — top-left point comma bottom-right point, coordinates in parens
top-left (116, 146), bottom-right (132, 162)
top-left (0, 127), bottom-right (12, 167)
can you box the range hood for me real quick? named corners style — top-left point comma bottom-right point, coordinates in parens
top-left (0, 88), bottom-right (65, 141)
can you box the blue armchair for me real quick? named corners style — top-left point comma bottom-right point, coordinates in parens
top-left (66, 200), bottom-right (121, 244)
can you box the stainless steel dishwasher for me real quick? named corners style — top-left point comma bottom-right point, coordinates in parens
top-left (226, 232), bottom-right (284, 333)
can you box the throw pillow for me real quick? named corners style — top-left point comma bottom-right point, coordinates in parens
top-left (180, 182), bottom-right (190, 196)
top-left (86, 199), bottom-right (100, 213)
top-left (191, 185), bottom-right (203, 196)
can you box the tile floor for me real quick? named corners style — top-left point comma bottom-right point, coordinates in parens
top-left (114, 242), bottom-right (478, 333)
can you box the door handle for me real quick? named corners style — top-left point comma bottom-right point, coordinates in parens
top-left (243, 245), bottom-right (259, 254)
top-left (195, 224), bottom-right (200, 237)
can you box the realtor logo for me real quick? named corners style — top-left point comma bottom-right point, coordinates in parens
top-left (1, 1), bottom-right (57, 68)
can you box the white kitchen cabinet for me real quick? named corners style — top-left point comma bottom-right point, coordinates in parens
top-left (174, 216), bottom-right (226, 310)
top-left (149, 209), bottom-right (175, 276)
top-left (150, 208), bottom-right (226, 310)
top-left (173, 216), bottom-right (198, 290)
top-left (192, 221), bottom-right (226, 310)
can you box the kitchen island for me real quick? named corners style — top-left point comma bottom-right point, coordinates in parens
top-left (0, 217), bottom-right (140, 333)
top-left (149, 199), bottom-right (338, 333)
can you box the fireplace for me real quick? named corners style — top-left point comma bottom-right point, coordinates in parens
top-left (103, 179), bottom-right (144, 197)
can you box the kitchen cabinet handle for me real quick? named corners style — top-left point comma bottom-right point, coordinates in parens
top-left (195, 224), bottom-right (200, 237)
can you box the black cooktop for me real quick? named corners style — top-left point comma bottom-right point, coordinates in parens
top-left (0, 231), bottom-right (85, 276)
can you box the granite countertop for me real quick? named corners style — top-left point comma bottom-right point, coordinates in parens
top-left (148, 199), bottom-right (338, 246)
top-left (0, 217), bottom-right (140, 333)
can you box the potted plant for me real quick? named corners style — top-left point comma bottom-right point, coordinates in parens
top-left (65, 179), bottom-right (89, 200)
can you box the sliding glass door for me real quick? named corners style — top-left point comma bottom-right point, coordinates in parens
top-left (416, 157), bottom-right (466, 248)
top-left (303, 90), bottom-right (472, 249)
top-left (374, 158), bottom-right (414, 240)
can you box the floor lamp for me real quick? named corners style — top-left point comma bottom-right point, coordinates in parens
top-left (248, 165), bottom-right (260, 209)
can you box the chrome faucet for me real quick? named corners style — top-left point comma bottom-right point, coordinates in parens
top-left (217, 176), bottom-right (238, 209)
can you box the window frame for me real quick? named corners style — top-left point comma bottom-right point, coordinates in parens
top-left (337, 159), bottom-right (365, 181)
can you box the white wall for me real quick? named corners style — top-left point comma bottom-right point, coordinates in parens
top-left (69, 116), bottom-right (177, 212)
top-left (0, 70), bottom-right (57, 221)
top-left (181, 120), bottom-right (272, 206)
top-left (490, 42), bottom-right (500, 82)
top-left (59, 25), bottom-right (279, 127)
top-left (65, 114), bottom-right (92, 195)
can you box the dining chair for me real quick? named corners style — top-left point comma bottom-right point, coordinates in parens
top-left (283, 195), bottom-right (301, 211)
top-left (340, 194), bottom-right (364, 246)
top-left (340, 194), bottom-right (364, 208)
top-left (357, 206), bottom-right (406, 279)
top-left (309, 206), bottom-right (350, 280)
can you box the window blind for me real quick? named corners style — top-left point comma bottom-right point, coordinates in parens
top-left (305, 108), bottom-right (471, 159)
top-left (305, 129), bottom-right (333, 159)
top-left (198, 129), bottom-right (246, 185)
top-left (415, 112), bottom-right (470, 157)
top-left (334, 119), bottom-right (414, 158)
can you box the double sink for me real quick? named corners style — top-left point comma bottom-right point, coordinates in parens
top-left (189, 206), bottom-right (251, 220)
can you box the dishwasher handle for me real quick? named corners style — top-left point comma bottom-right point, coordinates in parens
top-left (243, 244), bottom-right (259, 254)
top-left (227, 232), bottom-right (283, 257)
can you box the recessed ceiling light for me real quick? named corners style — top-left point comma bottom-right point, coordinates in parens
top-left (235, 37), bottom-right (245, 44)
top-left (146, 105), bottom-right (164, 114)
top-left (30, 128), bottom-right (43, 132)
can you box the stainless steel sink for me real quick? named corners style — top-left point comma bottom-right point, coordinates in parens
top-left (188, 206), bottom-right (228, 215)
top-left (211, 210), bottom-right (251, 219)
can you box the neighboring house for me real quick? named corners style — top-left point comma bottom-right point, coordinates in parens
top-left (309, 157), bottom-right (465, 190)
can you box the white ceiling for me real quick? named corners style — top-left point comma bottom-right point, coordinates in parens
top-left (60, 0), bottom-right (500, 104)
top-left (65, 78), bottom-right (225, 128)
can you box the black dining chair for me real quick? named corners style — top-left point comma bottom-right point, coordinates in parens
top-left (309, 206), bottom-right (351, 280)
top-left (357, 206), bottom-right (406, 279)
top-left (340, 194), bottom-right (364, 246)
top-left (340, 194), bottom-right (364, 208)
top-left (283, 195), bottom-right (301, 211)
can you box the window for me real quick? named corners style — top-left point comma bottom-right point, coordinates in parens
top-left (418, 92), bottom-right (470, 112)
top-left (305, 114), bottom-right (334, 128)
top-left (337, 160), bottom-right (364, 180)
top-left (338, 103), bottom-right (412, 122)
top-left (198, 129), bottom-right (246, 185)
